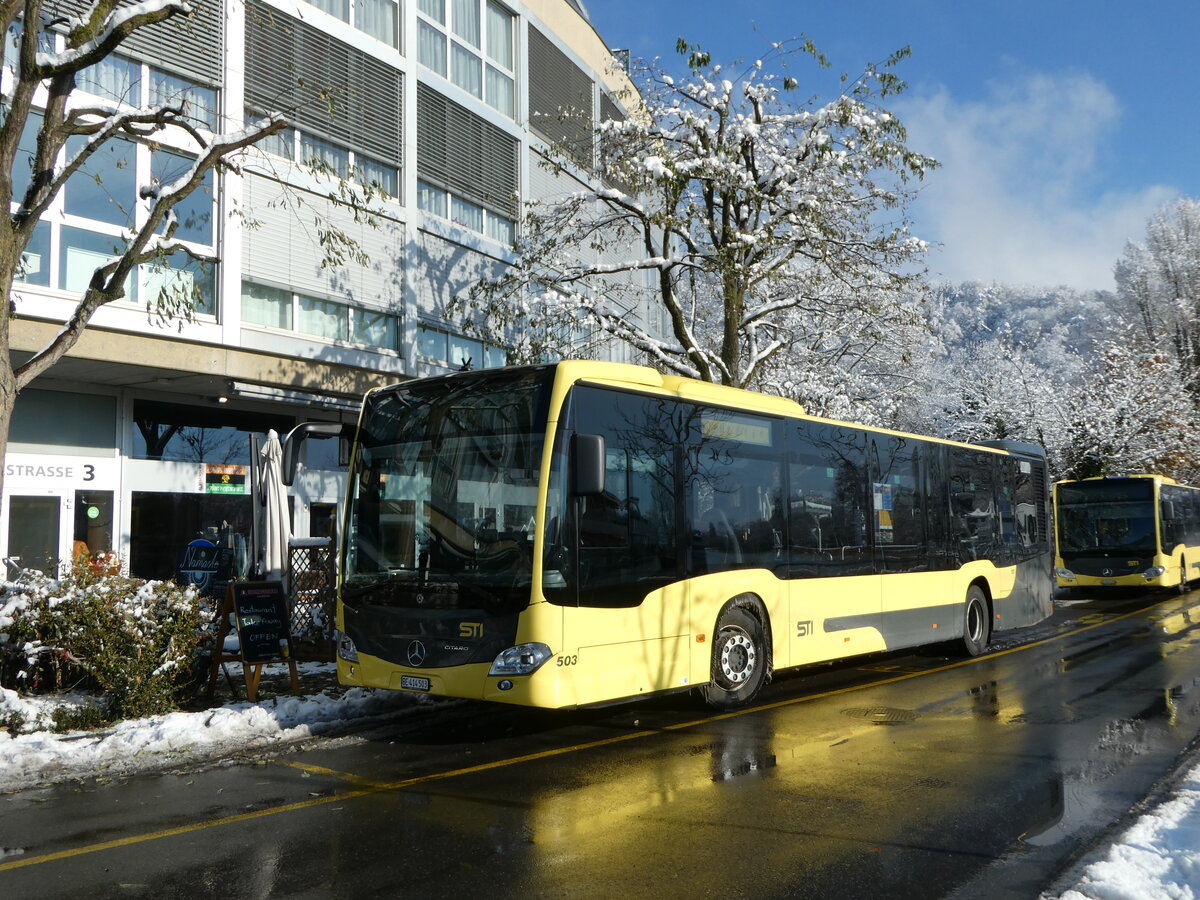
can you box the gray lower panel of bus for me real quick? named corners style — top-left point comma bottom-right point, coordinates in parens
top-left (997, 556), bottom-right (1053, 628)
top-left (825, 556), bottom-right (1051, 648)
top-left (343, 604), bottom-right (520, 669)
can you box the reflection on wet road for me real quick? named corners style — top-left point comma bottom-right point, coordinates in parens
top-left (4, 591), bottom-right (1200, 899)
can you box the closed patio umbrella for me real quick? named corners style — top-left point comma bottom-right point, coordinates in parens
top-left (260, 429), bottom-right (291, 583)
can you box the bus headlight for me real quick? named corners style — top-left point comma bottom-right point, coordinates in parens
top-left (1144, 566), bottom-right (1166, 579)
top-left (1056, 568), bottom-right (1076, 581)
top-left (489, 643), bottom-right (552, 676)
top-left (334, 629), bottom-right (359, 663)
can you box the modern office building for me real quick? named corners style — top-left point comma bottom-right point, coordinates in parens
top-left (3, 0), bottom-right (638, 579)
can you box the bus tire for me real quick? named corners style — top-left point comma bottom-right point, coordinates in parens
top-left (1180, 557), bottom-right (1190, 595)
top-left (961, 585), bottom-right (991, 657)
top-left (704, 606), bottom-right (767, 710)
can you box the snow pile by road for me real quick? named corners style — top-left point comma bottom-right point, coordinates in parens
top-left (0, 663), bottom-right (424, 792)
top-left (1048, 760), bottom-right (1200, 899)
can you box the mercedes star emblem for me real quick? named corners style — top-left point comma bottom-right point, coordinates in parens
top-left (407, 640), bottom-right (427, 667)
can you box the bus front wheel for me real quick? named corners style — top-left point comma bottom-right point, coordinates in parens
top-left (961, 586), bottom-right (991, 657)
top-left (704, 606), bottom-right (767, 710)
top-left (1180, 557), bottom-right (1190, 595)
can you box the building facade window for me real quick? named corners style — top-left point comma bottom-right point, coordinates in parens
top-left (418, 323), bottom-right (506, 369)
top-left (10, 41), bottom-right (220, 315)
top-left (251, 117), bottom-right (400, 199)
top-left (302, 0), bottom-right (400, 48)
top-left (80, 53), bottom-right (218, 130)
top-left (241, 280), bottom-right (401, 352)
top-left (418, 179), bottom-right (514, 245)
top-left (417, 0), bottom-right (515, 117)
top-left (245, 1), bottom-right (404, 186)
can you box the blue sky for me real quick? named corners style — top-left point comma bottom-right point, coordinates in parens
top-left (583, 1), bottom-right (1198, 291)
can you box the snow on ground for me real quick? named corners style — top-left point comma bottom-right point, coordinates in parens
top-left (2, 666), bottom-right (1198, 898)
top-left (0, 662), bottom-right (427, 792)
top-left (1043, 760), bottom-right (1200, 899)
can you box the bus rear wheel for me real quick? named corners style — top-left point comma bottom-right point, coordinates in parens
top-left (1181, 557), bottom-right (1190, 595)
top-left (961, 586), bottom-right (991, 657)
top-left (704, 606), bottom-right (767, 710)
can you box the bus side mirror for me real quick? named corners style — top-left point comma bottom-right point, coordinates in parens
top-left (282, 422), bottom-right (350, 486)
top-left (1162, 501), bottom-right (1176, 522)
top-left (573, 433), bottom-right (606, 496)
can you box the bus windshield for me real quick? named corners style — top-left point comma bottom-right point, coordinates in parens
top-left (1057, 480), bottom-right (1156, 556)
top-left (344, 368), bottom-right (553, 611)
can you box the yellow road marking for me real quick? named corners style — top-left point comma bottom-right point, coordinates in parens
top-left (4, 594), bottom-right (1197, 873)
top-left (280, 761), bottom-right (388, 788)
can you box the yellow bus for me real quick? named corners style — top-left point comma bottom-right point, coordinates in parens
top-left (1054, 475), bottom-right (1200, 592)
top-left (332, 360), bottom-right (1053, 710)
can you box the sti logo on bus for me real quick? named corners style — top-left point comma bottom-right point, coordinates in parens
top-left (460, 622), bottom-right (483, 638)
top-left (796, 620), bottom-right (814, 638)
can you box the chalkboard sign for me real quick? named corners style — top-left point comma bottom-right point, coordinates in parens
top-left (232, 581), bottom-right (291, 663)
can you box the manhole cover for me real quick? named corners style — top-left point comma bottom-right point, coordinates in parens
top-left (841, 707), bottom-right (919, 724)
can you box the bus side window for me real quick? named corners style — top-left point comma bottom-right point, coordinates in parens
top-left (788, 422), bottom-right (870, 577)
top-left (570, 387), bottom-right (680, 608)
top-left (949, 448), bottom-right (997, 564)
top-left (873, 437), bottom-right (927, 574)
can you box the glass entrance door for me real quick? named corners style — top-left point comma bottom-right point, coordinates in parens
top-left (6, 494), bottom-right (63, 575)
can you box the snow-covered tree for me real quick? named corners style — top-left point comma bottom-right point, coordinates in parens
top-left (1056, 340), bottom-right (1197, 481)
top-left (915, 278), bottom-right (1198, 481)
top-left (461, 38), bottom-right (935, 397)
top-left (1114, 197), bottom-right (1200, 406)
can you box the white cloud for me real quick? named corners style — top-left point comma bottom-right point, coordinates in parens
top-left (897, 71), bottom-right (1178, 291)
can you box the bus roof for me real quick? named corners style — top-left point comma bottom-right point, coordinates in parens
top-left (1055, 474), bottom-right (1193, 487)
top-left (554, 359), bottom-right (1041, 458)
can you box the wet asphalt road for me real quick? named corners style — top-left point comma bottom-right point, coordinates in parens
top-left (4, 588), bottom-right (1200, 899)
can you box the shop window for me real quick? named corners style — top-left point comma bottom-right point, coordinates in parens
top-left (310, 502), bottom-right (338, 539)
top-left (132, 399), bottom-right (293, 463)
top-left (6, 496), bottom-right (59, 575)
top-left (130, 491), bottom-right (262, 581)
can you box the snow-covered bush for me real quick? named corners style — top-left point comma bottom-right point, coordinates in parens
top-left (0, 565), bottom-right (202, 724)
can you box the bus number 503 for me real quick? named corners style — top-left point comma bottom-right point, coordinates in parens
top-left (557, 655), bottom-right (579, 666)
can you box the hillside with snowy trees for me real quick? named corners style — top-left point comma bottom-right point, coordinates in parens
top-left (908, 198), bottom-right (1200, 482)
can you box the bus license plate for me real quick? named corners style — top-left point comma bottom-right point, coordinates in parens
top-left (400, 675), bottom-right (431, 692)
top-left (1101, 580), bottom-right (1117, 586)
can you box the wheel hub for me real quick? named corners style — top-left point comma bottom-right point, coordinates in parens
top-left (719, 631), bottom-right (755, 684)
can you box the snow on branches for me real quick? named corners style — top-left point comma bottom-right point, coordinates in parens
top-left (459, 37), bottom-right (935, 397)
